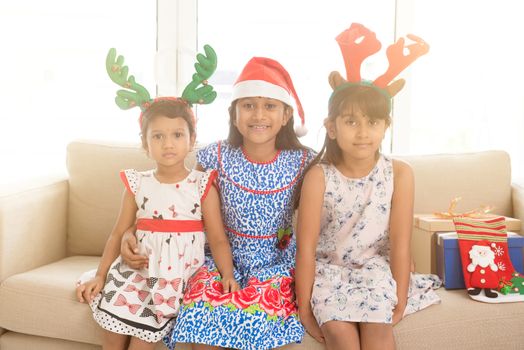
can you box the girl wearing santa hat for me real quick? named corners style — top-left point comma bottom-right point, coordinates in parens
top-left (165, 56), bottom-right (315, 349)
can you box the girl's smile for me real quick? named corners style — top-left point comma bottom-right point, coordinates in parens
top-left (249, 124), bottom-right (270, 130)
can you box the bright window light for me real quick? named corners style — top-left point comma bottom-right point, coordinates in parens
top-left (0, 0), bottom-right (156, 182)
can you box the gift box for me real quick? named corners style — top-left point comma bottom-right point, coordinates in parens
top-left (412, 215), bottom-right (521, 274)
top-left (436, 231), bottom-right (524, 289)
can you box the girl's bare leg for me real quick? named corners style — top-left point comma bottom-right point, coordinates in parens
top-left (102, 330), bottom-right (129, 350)
top-left (321, 320), bottom-right (360, 350)
top-left (359, 322), bottom-right (395, 350)
top-left (192, 344), bottom-right (224, 350)
top-left (127, 337), bottom-right (157, 350)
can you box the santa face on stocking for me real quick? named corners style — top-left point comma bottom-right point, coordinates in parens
top-left (467, 243), bottom-right (499, 290)
top-left (468, 244), bottom-right (497, 271)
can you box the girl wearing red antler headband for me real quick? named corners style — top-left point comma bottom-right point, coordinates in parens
top-left (295, 23), bottom-right (441, 349)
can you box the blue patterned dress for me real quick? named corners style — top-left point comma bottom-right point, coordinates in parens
top-left (166, 141), bottom-right (315, 350)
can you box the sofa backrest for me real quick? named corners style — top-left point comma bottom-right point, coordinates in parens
top-left (398, 150), bottom-right (512, 218)
top-left (66, 141), bottom-right (513, 256)
top-left (66, 140), bottom-right (197, 256)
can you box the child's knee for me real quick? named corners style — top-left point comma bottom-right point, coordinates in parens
top-left (102, 330), bottom-right (129, 349)
top-left (360, 322), bottom-right (393, 338)
top-left (321, 320), bottom-right (357, 339)
top-left (128, 336), bottom-right (157, 350)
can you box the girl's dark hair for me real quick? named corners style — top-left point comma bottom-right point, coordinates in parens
top-left (293, 84), bottom-right (391, 209)
top-left (140, 98), bottom-right (196, 149)
top-left (226, 99), bottom-right (307, 151)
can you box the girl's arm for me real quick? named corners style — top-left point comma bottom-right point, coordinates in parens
top-left (201, 184), bottom-right (239, 292)
top-left (295, 165), bottom-right (325, 343)
top-left (76, 189), bottom-right (138, 302)
top-left (389, 159), bottom-right (415, 325)
top-left (120, 224), bottom-right (149, 269)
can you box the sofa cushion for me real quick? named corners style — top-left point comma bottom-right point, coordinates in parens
top-left (2, 255), bottom-right (523, 349)
top-left (0, 256), bottom-right (103, 344)
top-left (398, 151), bottom-right (512, 217)
top-left (0, 256), bottom-right (195, 349)
top-left (0, 331), bottom-right (175, 350)
top-left (0, 332), bottom-right (100, 350)
top-left (394, 288), bottom-right (524, 348)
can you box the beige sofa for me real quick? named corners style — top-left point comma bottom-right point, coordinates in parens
top-left (1, 140), bottom-right (524, 350)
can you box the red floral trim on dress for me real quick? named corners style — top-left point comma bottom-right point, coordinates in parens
top-left (241, 147), bottom-right (281, 164)
top-left (217, 141), bottom-right (308, 195)
top-left (182, 267), bottom-right (298, 321)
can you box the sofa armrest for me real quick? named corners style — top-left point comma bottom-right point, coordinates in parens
top-left (512, 182), bottom-right (524, 234)
top-left (0, 177), bottom-right (69, 281)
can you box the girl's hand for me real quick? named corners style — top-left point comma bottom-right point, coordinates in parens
top-left (299, 309), bottom-right (324, 343)
top-left (392, 305), bottom-right (405, 325)
top-left (221, 277), bottom-right (240, 293)
top-left (121, 230), bottom-right (148, 269)
top-left (76, 275), bottom-right (104, 303)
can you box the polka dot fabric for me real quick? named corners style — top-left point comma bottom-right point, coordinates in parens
top-left (120, 169), bottom-right (140, 195)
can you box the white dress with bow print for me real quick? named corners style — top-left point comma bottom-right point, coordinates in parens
top-left (82, 168), bottom-right (215, 342)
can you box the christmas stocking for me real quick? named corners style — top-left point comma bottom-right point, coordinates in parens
top-left (453, 216), bottom-right (524, 303)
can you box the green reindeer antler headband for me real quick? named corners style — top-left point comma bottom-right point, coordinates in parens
top-left (106, 44), bottom-right (218, 126)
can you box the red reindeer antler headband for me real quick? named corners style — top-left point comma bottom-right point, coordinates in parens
top-left (329, 23), bottom-right (429, 101)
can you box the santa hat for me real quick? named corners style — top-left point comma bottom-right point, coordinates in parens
top-left (471, 240), bottom-right (493, 250)
top-left (231, 57), bottom-right (307, 137)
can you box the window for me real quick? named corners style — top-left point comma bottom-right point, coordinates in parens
top-left (395, 0), bottom-right (524, 181)
top-left (194, 0), bottom-right (524, 181)
top-left (195, 0), bottom-right (395, 152)
top-left (1, 0), bottom-right (156, 182)
top-left (3, 1), bottom-right (523, 183)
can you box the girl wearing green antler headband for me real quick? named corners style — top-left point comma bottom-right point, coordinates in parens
top-left (76, 45), bottom-right (239, 348)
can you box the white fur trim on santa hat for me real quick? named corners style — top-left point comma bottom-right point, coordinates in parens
top-left (231, 80), bottom-right (292, 105)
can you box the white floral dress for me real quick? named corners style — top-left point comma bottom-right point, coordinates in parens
top-left (311, 156), bottom-right (441, 325)
top-left (80, 168), bottom-right (216, 343)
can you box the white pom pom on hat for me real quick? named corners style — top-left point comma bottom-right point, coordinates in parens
top-left (231, 57), bottom-right (307, 137)
top-left (294, 124), bottom-right (308, 137)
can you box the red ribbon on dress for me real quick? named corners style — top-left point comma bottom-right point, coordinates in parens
top-left (137, 218), bottom-right (204, 232)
